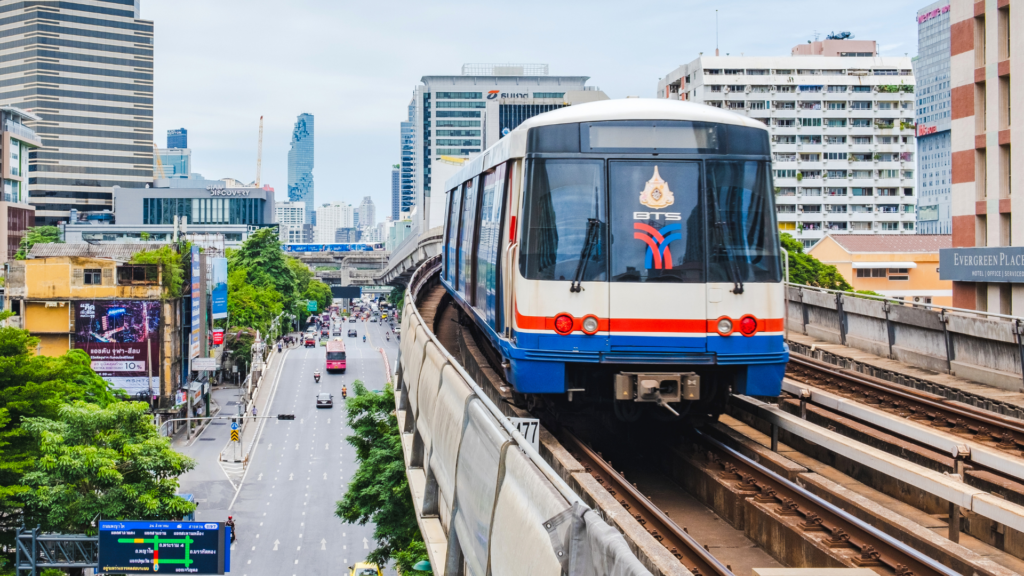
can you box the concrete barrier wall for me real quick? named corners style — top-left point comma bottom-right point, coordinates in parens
top-left (787, 284), bottom-right (1024, 392)
top-left (397, 257), bottom-right (651, 576)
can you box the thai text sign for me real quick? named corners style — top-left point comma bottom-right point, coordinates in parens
top-left (98, 520), bottom-right (229, 574)
top-left (190, 245), bottom-right (201, 358)
top-left (74, 300), bottom-right (160, 396)
top-left (940, 247), bottom-right (1024, 282)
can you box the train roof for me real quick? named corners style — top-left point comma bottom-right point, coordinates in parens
top-left (446, 98), bottom-right (767, 191)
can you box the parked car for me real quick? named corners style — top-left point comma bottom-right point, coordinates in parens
top-left (316, 392), bottom-right (333, 408)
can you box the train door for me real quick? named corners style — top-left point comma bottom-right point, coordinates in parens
top-left (608, 161), bottom-right (707, 351)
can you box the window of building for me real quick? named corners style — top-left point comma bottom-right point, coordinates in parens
top-left (774, 69), bottom-right (794, 75)
top-left (852, 187), bottom-right (873, 196)
top-left (880, 222), bottom-right (899, 230)
top-left (748, 101), bottom-right (767, 109)
top-left (724, 69), bottom-right (744, 75)
top-left (533, 92), bottom-right (565, 99)
top-left (827, 136), bottom-right (847, 144)
top-left (435, 92), bottom-right (482, 99)
top-left (874, 69), bottom-right (898, 76)
top-left (851, 204), bottom-right (872, 213)
top-left (746, 69), bottom-right (769, 75)
top-left (852, 136), bottom-right (871, 144)
top-left (827, 170), bottom-right (848, 179)
top-left (704, 69), bottom-right (723, 75)
top-left (83, 269), bottom-right (102, 285)
top-left (774, 169), bottom-right (798, 178)
top-left (798, 70), bottom-right (822, 76)
top-left (776, 85), bottom-right (795, 93)
top-left (852, 86), bottom-right (871, 93)
top-left (827, 85), bottom-right (848, 92)
top-left (709, 85), bottom-right (723, 92)
top-left (827, 187), bottom-right (847, 196)
top-left (436, 102), bottom-right (486, 108)
top-left (888, 268), bottom-right (909, 280)
top-left (825, 152), bottom-right (847, 160)
top-left (827, 101), bottom-right (847, 110)
top-left (436, 120), bottom-right (480, 127)
top-left (800, 118), bottom-right (821, 127)
top-left (856, 268), bottom-right (887, 278)
top-left (851, 119), bottom-right (872, 127)
top-left (775, 119), bottom-right (795, 127)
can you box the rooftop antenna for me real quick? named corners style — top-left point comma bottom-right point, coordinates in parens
top-left (715, 10), bottom-right (719, 56)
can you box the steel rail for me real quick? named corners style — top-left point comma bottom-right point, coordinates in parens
top-left (694, 429), bottom-right (963, 576)
top-left (789, 353), bottom-right (1024, 441)
top-left (562, 431), bottom-right (734, 576)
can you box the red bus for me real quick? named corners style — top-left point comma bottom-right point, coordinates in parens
top-left (326, 339), bottom-right (346, 373)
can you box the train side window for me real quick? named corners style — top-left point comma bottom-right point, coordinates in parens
top-left (442, 189), bottom-right (453, 278)
top-left (458, 178), bottom-right (479, 298)
top-left (448, 186), bottom-right (463, 286)
top-left (475, 164), bottom-right (507, 326)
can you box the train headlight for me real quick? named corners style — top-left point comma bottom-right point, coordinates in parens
top-left (554, 314), bottom-right (574, 335)
top-left (581, 316), bottom-right (599, 334)
top-left (717, 318), bottom-right (733, 335)
top-left (740, 316), bottom-right (758, 336)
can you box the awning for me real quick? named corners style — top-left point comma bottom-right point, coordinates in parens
top-left (852, 262), bottom-right (918, 269)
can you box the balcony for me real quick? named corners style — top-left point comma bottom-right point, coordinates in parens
top-left (5, 120), bottom-right (42, 147)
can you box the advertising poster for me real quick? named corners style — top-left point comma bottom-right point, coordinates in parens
top-left (211, 257), bottom-right (228, 320)
top-left (190, 245), bottom-right (201, 359)
top-left (74, 300), bottom-right (161, 396)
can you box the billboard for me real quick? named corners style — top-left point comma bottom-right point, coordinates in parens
top-left (98, 520), bottom-right (230, 574)
top-left (74, 300), bottom-right (160, 396)
top-left (331, 286), bottom-right (361, 299)
top-left (940, 247), bottom-right (1024, 283)
top-left (190, 245), bottom-right (201, 359)
top-left (211, 257), bottom-right (228, 320)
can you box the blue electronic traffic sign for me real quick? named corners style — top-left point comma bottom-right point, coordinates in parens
top-left (98, 520), bottom-right (230, 574)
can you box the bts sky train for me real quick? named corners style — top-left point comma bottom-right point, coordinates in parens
top-left (439, 99), bottom-right (787, 419)
top-left (282, 242), bottom-right (384, 253)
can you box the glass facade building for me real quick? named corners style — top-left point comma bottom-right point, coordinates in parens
top-left (400, 99), bottom-right (417, 218)
top-left (914, 1), bottom-right (952, 235)
top-left (167, 128), bottom-right (187, 149)
top-left (156, 149), bottom-right (191, 179)
top-left (0, 3), bottom-right (155, 225)
top-left (288, 113), bottom-right (315, 224)
top-left (142, 197), bottom-right (266, 225)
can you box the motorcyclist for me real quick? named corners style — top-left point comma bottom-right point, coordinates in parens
top-left (386, 333), bottom-right (390, 342)
top-left (314, 371), bottom-right (321, 383)
top-left (277, 342), bottom-right (282, 353)
top-left (363, 335), bottom-right (366, 343)
top-left (226, 516), bottom-right (236, 543)
top-left (341, 385), bottom-right (348, 399)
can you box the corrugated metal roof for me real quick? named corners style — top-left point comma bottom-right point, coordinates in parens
top-left (825, 234), bottom-right (952, 253)
top-left (26, 243), bottom-right (171, 261)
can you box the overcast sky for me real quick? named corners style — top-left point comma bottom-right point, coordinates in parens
top-left (143, 0), bottom-right (923, 221)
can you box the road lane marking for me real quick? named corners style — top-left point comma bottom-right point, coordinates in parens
top-left (363, 537), bottom-right (369, 549)
top-left (273, 539), bottom-right (279, 550)
top-left (321, 539), bottom-right (326, 550)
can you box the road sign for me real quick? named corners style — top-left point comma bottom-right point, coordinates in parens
top-left (510, 417), bottom-right (540, 452)
top-left (230, 430), bottom-right (239, 442)
top-left (307, 300), bottom-right (318, 312)
top-left (230, 421), bottom-right (239, 431)
top-left (192, 358), bottom-right (217, 371)
top-left (97, 520), bottom-right (229, 574)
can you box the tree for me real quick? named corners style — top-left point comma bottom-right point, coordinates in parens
top-left (303, 279), bottom-right (333, 315)
top-left (14, 226), bottom-right (61, 260)
top-left (336, 381), bottom-right (424, 569)
top-left (130, 244), bottom-right (188, 297)
top-left (780, 233), bottom-right (854, 291)
top-left (226, 268), bottom-right (282, 335)
top-left (230, 228), bottom-right (297, 303)
top-left (287, 257), bottom-right (313, 297)
top-left (21, 401), bottom-right (195, 534)
top-left (0, 315), bottom-right (120, 538)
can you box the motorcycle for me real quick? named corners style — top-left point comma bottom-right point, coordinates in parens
top-left (363, 335), bottom-right (366, 343)
top-left (314, 371), bottom-right (321, 383)
top-left (341, 386), bottom-right (348, 399)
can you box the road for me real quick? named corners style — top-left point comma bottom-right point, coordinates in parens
top-left (176, 313), bottom-right (401, 575)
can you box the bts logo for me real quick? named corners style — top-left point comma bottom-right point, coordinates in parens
top-left (634, 223), bottom-right (681, 270)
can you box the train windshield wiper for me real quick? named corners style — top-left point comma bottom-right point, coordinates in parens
top-left (570, 218), bottom-right (601, 293)
top-left (709, 188), bottom-right (745, 295)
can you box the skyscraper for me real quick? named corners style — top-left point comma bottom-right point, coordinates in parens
top-left (315, 202), bottom-right (354, 243)
top-left (167, 128), bottom-right (187, 149)
top-left (914, 2), bottom-right (953, 235)
top-left (399, 101), bottom-right (417, 218)
top-left (355, 196), bottom-right (376, 230)
top-left (0, 2), bottom-right (155, 225)
top-left (288, 113), bottom-right (315, 224)
top-left (391, 165), bottom-right (400, 220)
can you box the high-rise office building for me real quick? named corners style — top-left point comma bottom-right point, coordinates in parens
top-left (155, 148), bottom-right (191, 179)
top-left (914, 2), bottom-right (953, 234)
top-left (410, 65), bottom-right (593, 231)
top-left (391, 165), bottom-right (400, 220)
top-left (400, 101), bottom-right (417, 219)
top-left (0, 2), bottom-right (155, 225)
top-left (355, 196), bottom-right (376, 230)
top-left (946, 0), bottom-right (1021, 313)
top-left (288, 113), bottom-right (315, 224)
top-left (658, 42), bottom-right (918, 248)
top-left (167, 128), bottom-right (187, 149)
top-left (315, 202), bottom-right (354, 243)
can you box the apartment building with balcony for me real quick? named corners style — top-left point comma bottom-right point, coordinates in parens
top-left (942, 0), bottom-right (1022, 314)
top-left (657, 46), bottom-right (917, 248)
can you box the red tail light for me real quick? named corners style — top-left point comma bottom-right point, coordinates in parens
top-left (554, 314), bottom-right (574, 335)
top-left (739, 316), bottom-right (758, 336)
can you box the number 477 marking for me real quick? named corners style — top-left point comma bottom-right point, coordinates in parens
top-left (510, 418), bottom-right (540, 452)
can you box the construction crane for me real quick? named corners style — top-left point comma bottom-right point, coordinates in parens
top-left (255, 115), bottom-right (264, 188)
top-left (152, 143), bottom-right (166, 179)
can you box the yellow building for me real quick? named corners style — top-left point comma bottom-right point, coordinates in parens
top-left (808, 234), bottom-right (953, 307)
top-left (4, 243), bottom-right (182, 400)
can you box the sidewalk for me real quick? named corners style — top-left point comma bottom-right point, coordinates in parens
top-left (218, 339), bottom-right (291, 465)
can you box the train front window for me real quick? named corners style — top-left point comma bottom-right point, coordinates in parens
top-left (519, 159), bottom-right (606, 282)
top-left (706, 161), bottom-right (781, 284)
top-left (609, 161), bottom-right (703, 283)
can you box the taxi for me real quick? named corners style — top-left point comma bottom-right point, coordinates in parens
top-left (348, 562), bottom-right (382, 576)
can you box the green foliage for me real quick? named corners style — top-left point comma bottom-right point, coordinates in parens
top-left (336, 381), bottom-right (423, 568)
top-left (130, 245), bottom-right (187, 297)
top-left (226, 268), bottom-right (282, 336)
top-left (140, 231), bottom-right (150, 241)
top-left (22, 401), bottom-right (195, 534)
top-left (393, 540), bottom-right (431, 575)
top-left (780, 233), bottom-right (853, 291)
top-left (877, 84), bottom-right (913, 93)
top-left (14, 226), bottom-right (62, 260)
top-left (287, 257), bottom-right (313, 296)
top-left (0, 313), bottom-right (122, 553)
top-left (230, 228), bottom-right (296, 303)
top-left (224, 327), bottom-right (257, 373)
top-left (315, 265), bottom-right (339, 271)
top-left (303, 280), bottom-right (332, 316)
